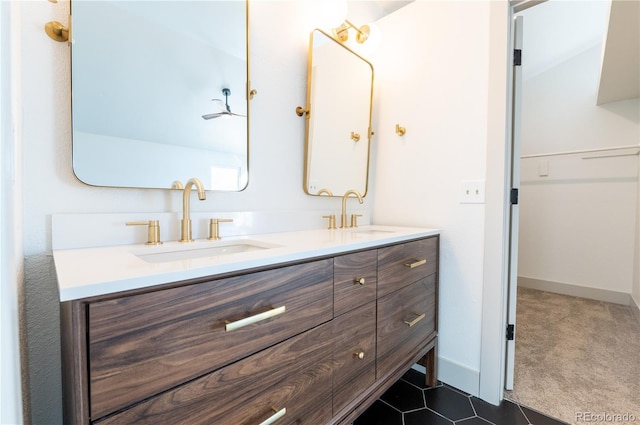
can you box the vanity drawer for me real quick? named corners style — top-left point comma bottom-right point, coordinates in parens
top-left (377, 236), bottom-right (438, 298)
top-left (333, 302), bottom-right (376, 415)
top-left (334, 250), bottom-right (377, 317)
top-left (377, 274), bottom-right (437, 379)
top-left (88, 259), bottom-right (333, 420)
top-left (95, 321), bottom-right (334, 425)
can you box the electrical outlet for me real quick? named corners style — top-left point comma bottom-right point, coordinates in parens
top-left (460, 180), bottom-right (485, 204)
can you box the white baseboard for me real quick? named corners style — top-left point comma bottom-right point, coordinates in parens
top-left (436, 356), bottom-right (480, 396)
top-left (631, 295), bottom-right (640, 325)
top-left (518, 277), bottom-right (632, 306)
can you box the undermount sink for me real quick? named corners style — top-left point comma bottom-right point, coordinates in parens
top-left (133, 239), bottom-right (279, 263)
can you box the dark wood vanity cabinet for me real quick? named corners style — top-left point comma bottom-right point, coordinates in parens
top-left (97, 321), bottom-right (335, 425)
top-left (333, 250), bottom-right (377, 316)
top-left (88, 260), bottom-right (333, 419)
top-left (376, 237), bottom-right (439, 381)
top-left (61, 235), bottom-right (439, 425)
top-left (332, 302), bottom-right (376, 414)
top-left (377, 275), bottom-right (437, 380)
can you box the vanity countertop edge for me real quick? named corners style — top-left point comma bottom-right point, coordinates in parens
top-left (53, 225), bottom-right (440, 301)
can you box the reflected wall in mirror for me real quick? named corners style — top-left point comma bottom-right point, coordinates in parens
top-left (71, 1), bottom-right (249, 191)
top-left (302, 29), bottom-right (374, 197)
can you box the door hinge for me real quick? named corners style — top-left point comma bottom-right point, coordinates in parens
top-left (510, 188), bottom-right (519, 205)
top-left (514, 49), bottom-right (522, 66)
top-left (506, 324), bottom-right (515, 341)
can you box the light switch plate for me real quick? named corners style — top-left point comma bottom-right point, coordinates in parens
top-left (538, 159), bottom-right (549, 177)
top-left (460, 180), bottom-right (485, 204)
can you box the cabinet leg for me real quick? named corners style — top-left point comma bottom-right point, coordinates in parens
top-left (425, 346), bottom-right (437, 387)
top-left (418, 339), bottom-right (438, 387)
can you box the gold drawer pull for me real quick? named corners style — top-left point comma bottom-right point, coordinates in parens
top-left (225, 306), bottom-right (286, 332)
top-left (404, 259), bottom-right (426, 268)
top-left (403, 313), bottom-right (426, 327)
top-left (354, 351), bottom-right (365, 359)
top-left (259, 407), bottom-right (286, 425)
top-left (354, 277), bottom-right (365, 285)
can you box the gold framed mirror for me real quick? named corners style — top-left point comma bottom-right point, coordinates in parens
top-left (71, 1), bottom-right (250, 191)
top-left (302, 29), bottom-right (374, 197)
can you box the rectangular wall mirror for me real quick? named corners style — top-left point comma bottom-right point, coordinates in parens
top-left (302, 29), bottom-right (374, 197)
top-left (71, 1), bottom-right (249, 191)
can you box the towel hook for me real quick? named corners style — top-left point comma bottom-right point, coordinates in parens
top-left (45, 20), bottom-right (70, 42)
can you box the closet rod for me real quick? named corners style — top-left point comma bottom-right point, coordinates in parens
top-left (521, 145), bottom-right (640, 159)
top-left (582, 152), bottom-right (640, 160)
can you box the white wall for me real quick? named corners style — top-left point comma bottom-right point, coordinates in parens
top-left (19, 2), bottom-right (375, 423)
top-left (520, 48), bottom-right (638, 157)
top-left (518, 43), bottom-right (640, 300)
top-left (1, 2), bottom-right (25, 423)
top-left (371, 1), bottom-right (491, 395)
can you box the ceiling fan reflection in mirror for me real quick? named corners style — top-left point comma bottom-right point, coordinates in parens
top-left (202, 88), bottom-right (247, 120)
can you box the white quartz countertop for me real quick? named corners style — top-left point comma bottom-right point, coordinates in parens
top-left (53, 225), bottom-right (440, 301)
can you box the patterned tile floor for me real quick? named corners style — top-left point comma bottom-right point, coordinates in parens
top-left (354, 369), bottom-right (569, 425)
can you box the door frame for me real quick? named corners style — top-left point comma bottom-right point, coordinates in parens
top-left (478, 0), bottom-right (546, 405)
top-left (505, 14), bottom-right (524, 391)
top-left (477, 1), bottom-right (515, 405)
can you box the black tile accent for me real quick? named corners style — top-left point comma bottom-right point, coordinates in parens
top-left (355, 369), bottom-right (568, 425)
top-left (424, 386), bottom-right (475, 421)
top-left (521, 406), bottom-right (570, 425)
top-left (443, 382), bottom-right (471, 396)
top-left (456, 417), bottom-right (494, 424)
top-left (380, 379), bottom-right (426, 412)
top-left (471, 397), bottom-right (530, 425)
top-left (404, 408), bottom-right (454, 425)
top-left (353, 400), bottom-right (402, 425)
top-left (401, 368), bottom-right (434, 389)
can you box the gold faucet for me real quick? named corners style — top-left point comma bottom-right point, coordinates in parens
top-left (340, 189), bottom-right (363, 228)
top-left (180, 178), bottom-right (206, 242)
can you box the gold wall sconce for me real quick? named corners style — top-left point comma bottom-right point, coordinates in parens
top-left (396, 124), bottom-right (406, 136)
top-left (332, 19), bottom-right (381, 51)
top-left (333, 20), bottom-right (372, 44)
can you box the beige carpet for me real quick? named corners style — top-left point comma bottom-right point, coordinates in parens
top-left (505, 287), bottom-right (640, 425)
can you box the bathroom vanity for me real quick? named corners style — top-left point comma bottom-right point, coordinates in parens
top-left (56, 226), bottom-right (439, 425)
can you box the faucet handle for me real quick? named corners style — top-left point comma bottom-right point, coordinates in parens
top-left (322, 215), bottom-right (337, 230)
top-left (350, 214), bottom-right (363, 228)
top-left (126, 220), bottom-right (162, 245)
top-left (208, 218), bottom-right (233, 240)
